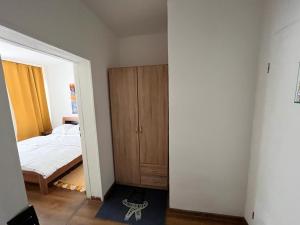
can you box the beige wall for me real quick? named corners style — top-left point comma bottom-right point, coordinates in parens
top-left (168, 0), bottom-right (261, 216)
top-left (119, 33), bottom-right (168, 67)
top-left (245, 0), bottom-right (300, 224)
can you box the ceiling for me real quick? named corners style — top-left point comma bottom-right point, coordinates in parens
top-left (82, 0), bottom-right (167, 37)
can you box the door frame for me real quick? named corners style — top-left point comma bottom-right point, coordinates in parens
top-left (0, 25), bottom-right (103, 198)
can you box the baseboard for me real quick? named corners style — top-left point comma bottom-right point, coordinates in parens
top-left (90, 182), bottom-right (116, 202)
top-left (91, 196), bottom-right (101, 201)
top-left (168, 208), bottom-right (248, 224)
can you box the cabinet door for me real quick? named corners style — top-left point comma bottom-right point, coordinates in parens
top-left (138, 65), bottom-right (168, 168)
top-left (109, 67), bottom-right (140, 185)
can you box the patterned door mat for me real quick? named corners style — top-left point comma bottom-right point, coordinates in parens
top-left (96, 185), bottom-right (168, 225)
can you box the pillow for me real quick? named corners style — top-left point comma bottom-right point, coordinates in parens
top-left (52, 124), bottom-right (75, 135)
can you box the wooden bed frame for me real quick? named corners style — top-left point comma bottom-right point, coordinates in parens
top-left (22, 156), bottom-right (82, 194)
top-left (22, 115), bottom-right (82, 194)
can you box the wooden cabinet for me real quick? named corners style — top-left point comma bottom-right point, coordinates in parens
top-left (109, 65), bottom-right (168, 189)
top-left (108, 67), bottom-right (140, 185)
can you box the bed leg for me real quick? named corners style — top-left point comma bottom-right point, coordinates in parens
top-left (39, 177), bottom-right (48, 194)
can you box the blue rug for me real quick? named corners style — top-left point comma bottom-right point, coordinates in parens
top-left (96, 185), bottom-right (168, 225)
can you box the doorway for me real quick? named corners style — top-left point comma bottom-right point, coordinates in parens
top-left (0, 25), bottom-right (103, 199)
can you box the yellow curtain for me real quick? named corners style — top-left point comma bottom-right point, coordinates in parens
top-left (2, 61), bottom-right (52, 141)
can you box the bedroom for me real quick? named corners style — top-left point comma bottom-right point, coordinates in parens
top-left (0, 39), bottom-right (86, 195)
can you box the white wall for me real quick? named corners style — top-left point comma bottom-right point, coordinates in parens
top-left (168, 0), bottom-right (261, 216)
top-left (245, 0), bottom-right (300, 224)
top-left (119, 33), bottom-right (168, 67)
top-left (0, 0), bottom-right (118, 222)
top-left (43, 62), bottom-right (75, 128)
top-left (0, 62), bottom-right (28, 225)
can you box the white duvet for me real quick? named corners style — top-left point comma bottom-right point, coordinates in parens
top-left (17, 127), bottom-right (82, 178)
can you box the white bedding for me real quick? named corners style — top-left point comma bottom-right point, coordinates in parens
top-left (17, 127), bottom-right (82, 178)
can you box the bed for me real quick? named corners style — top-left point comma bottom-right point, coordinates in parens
top-left (17, 116), bottom-right (82, 194)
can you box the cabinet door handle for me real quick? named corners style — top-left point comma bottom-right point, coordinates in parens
top-left (139, 126), bottom-right (143, 133)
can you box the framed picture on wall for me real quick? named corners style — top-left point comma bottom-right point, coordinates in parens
top-left (70, 83), bottom-right (78, 114)
top-left (294, 62), bottom-right (300, 103)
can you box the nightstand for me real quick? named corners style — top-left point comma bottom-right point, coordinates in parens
top-left (41, 130), bottom-right (52, 136)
